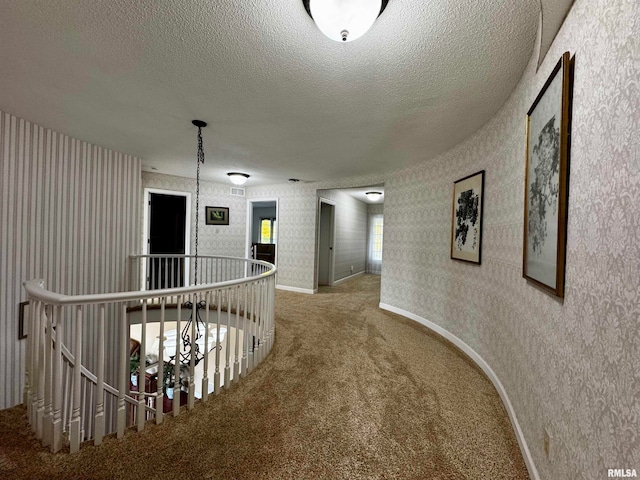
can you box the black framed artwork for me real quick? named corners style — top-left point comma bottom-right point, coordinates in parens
top-left (205, 206), bottom-right (229, 226)
top-left (451, 170), bottom-right (485, 264)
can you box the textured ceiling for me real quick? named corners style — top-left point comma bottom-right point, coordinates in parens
top-left (0, 0), bottom-right (548, 186)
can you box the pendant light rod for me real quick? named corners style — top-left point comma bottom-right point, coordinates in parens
top-left (192, 120), bottom-right (207, 286)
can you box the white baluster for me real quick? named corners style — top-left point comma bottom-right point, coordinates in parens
top-left (233, 285), bottom-right (240, 383)
top-left (270, 278), bottom-right (276, 352)
top-left (224, 288), bottom-right (231, 389)
top-left (214, 291), bottom-right (221, 395)
top-left (51, 305), bottom-right (63, 453)
top-left (264, 281), bottom-right (271, 355)
top-left (36, 302), bottom-right (45, 440)
top-left (117, 304), bottom-right (127, 438)
top-left (94, 304), bottom-right (105, 445)
top-left (267, 279), bottom-right (273, 355)
top-left (202, 291), bottom-right (211, 402)
top-left (241, 285), bottom-right (248, 379)
top-left (43, 305), bottom-right (53, 447)
top-left (248, 282), bottom-right (256, 373)
top-left (150, 257), bottom-right (155, 290)
top-left (156, 297), bottom-right (165, 425)
top-left (136, 300), bottom-right (147, 431)
top-left (188, 294), bottom-right (196, 410)
top-left (69, 305), bottom-right (82, 453)
top-left (173, 296), bottom-right (182, 417)
top-left (28, 300), bottom-right (40, 433)
top-left (254, 281), bottom-right (262, 365)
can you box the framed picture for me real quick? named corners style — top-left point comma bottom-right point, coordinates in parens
top-left (523, 52), bottom-right (573, 297)
top-left (451, 170), bottom-right (485, 264)
top-left (18, 301), bottom-right (29, 340)
top-left (205, 206), bottom-right (229, 226)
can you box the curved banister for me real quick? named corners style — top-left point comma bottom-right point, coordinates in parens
top-left (25, 256), bottom-right (276, 306)
top-left (23, 255), bottom-right (277, 453)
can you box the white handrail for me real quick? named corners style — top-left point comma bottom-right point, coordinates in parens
top-left (23, 255), bottom-right (276, 453)
top-left (25, 256), bottom-right (274, 306)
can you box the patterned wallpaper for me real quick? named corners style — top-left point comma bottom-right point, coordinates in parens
top-left (142, 172), bottom-right (247, 258)
top-left (380, 0), bottom-right (639, 478)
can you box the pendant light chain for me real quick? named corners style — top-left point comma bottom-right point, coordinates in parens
top-left (194, 125), bottom-right (205, 286)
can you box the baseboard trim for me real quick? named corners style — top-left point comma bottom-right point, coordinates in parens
top-left (276, 285), bottom-right (316, 294)
top-left (378, 302), bottom-right (540, 480)
top-left (332, 271), bottom-right (365, 286)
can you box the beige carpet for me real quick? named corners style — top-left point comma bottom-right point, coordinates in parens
top-left (0, 274), bottom-right (529, 479)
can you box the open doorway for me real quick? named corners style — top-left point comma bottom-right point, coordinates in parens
top-left (317, 199), bottom-right (336, 287)
top-left (142, 188), bottom-right (191, 289)
top-left (246, 199), bottom-right (278, 265)
top-left (314, 186), bottom-right (383, 293)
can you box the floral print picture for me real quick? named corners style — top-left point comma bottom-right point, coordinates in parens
top-left (451, 170), bottom-right (484, 264)
top-left (524, 52), bottom-right (572, 297)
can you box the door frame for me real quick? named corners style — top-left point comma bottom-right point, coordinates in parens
top-left (316, 197), bottom-right (336, 289)
top-left (142, 188), bottom-right (192, 289)
top-left (245, 197), bottom-right (279, 265)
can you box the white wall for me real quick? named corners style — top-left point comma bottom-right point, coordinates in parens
top-left (0, 110), bottom-right (142, 409)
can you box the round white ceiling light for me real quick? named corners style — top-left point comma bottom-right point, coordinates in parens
top-left (303, 0), bottom-right (388, 42)
top-left (227, 172), bottom-right (250, 185)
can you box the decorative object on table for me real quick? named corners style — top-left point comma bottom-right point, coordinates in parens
top-left (205, 206), bottom-right (230, 226)
top-left (450, 170), bottom-right (485, 264)
top-left (523, 52), bottom-right (573, 298)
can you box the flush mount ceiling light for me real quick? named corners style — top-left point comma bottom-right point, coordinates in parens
top-left (302, 0), bottom-right (389, 42)
top-left (227, 172), bottom-right (250, 185)
top-left (365, 191), bottom-right (383, 201)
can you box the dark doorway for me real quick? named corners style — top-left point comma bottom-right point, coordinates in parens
top-left (148, 193), bottom-right (187, 289)
top-left (318, 201), bottom-right (335, 286)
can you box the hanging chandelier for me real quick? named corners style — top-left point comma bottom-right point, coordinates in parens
top-left (175, 120), bottom-right (208, 367)
top-left (302, 0), bottom-right (389, 42)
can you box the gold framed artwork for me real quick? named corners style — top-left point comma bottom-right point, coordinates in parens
top-left (451, 170), bottom-right (485, 264)
top-left (523, 52), bottom-right (573, 297)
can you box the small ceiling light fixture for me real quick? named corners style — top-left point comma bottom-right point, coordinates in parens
top-left (227, 172), bottom-right (250, 185)
top-left (302, 0), bottom-right (389, 43)
top-left (365, 191), bottom-right (383, 201)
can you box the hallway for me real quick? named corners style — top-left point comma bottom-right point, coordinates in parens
top-left (0, 274), bottom-right (527, 479)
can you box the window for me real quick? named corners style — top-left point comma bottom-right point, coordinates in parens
top-left (260, 218), bottom-right (277, 244)
top-left (367, 214), bottom-right (383, 274)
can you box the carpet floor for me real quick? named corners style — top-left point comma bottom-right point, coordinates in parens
top-left (0, 274), bottom-right (529, 479)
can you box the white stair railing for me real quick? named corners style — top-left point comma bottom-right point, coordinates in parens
top-left (23, 255), bottom-right (276, 453)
